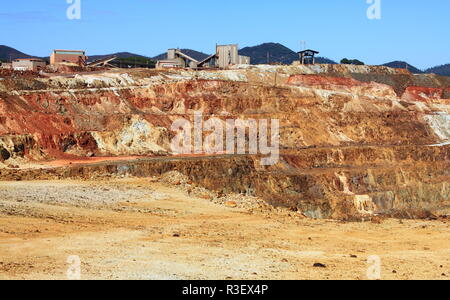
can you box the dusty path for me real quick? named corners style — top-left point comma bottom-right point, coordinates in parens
top-left (0, 178), bottom-right (448, 280)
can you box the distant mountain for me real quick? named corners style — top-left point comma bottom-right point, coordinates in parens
top-left (239, 43), bottom-right (296, 64)
top-left (152, 49), bottom-right (210, 62)
top-left (88, 52), bottom-right (151, 62)
top-left (239, 43), bottom-right (337, 65)
top-left (0, 45), bottom-right (35, 61)
top-left (426, 64), bottom-right (450, 77)
top-left (382, 61), bottom-right (423, 74)
top-left (311, 57), bottom-right (337, 65)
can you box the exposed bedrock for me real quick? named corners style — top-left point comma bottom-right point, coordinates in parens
top-left (0, 65), bottom-right (448, 219)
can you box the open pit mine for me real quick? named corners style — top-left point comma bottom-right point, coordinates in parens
top-left (0, 65), bottom-right (449, 279)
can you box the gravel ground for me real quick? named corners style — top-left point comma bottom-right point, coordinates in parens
top-left (0, 178), bottom-right (448, 280)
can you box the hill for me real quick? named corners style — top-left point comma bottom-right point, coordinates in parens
top-left (88, 52), bottom-right (151, 63)
top-left (239, 43), bottom-right (337, 65)
top-left (0, 45), bottom-right (35, 62)
top-left (382, 61), bottom-right (423, 74)
top-left (151, 49), bottom-right (210, 62)
top-left (426, 64), bottom-right (450, 77)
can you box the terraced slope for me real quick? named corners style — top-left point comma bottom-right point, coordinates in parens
top-left (0, 65), bottom-right (448, 219)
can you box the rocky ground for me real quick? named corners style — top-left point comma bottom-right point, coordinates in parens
top-left (0, 177), bottom-right (448, 280)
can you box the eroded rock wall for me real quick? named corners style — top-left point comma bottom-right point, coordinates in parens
top-left (0, 65), bottom-right (448, 219)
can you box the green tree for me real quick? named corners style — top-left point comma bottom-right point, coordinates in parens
top-left (341, 58), bottom-right (365, 65)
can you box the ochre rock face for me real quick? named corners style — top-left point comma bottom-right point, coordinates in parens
top-left (0, 65), bottom-right (448, 219)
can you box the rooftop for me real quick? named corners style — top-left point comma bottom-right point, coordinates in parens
top-left (14, 58), bottom-right (45, 62)
top-left (53, 50), bottom-right (86, 53)
top-left (298, 49), bottom-right (320, 54)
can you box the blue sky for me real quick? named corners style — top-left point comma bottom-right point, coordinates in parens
top-left (0, 0), bottom-right (449, 69)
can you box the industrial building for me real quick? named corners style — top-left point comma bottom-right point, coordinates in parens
top-left (238, 55), bottom-right (251, 65)
top-left (155, 49), bottom-right (199, 69)
top-left (200, 44), bottom-right (251, 68)
top-left (298, 49), bottom-right (319, 64)
top-left (157, 44), bottom-right (250, 69)
top-left (155, 59), bottom-right (184, 69)
top-left (12, 58), bottom-right (46, 72)
top-left (0, 62), bottom-right (12, 69)
top-left (214, 44), bottom-right (250, 68)
top-left (50, 50), bottom-right (88, 67)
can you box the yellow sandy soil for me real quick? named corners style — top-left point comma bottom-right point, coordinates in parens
top-left (0, 179), bottom-right (448, 280)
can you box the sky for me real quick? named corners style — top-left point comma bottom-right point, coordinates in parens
top-left (0, 0), bottom-right (449, 69)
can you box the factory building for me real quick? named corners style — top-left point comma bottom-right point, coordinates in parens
top-left (0, 62), bottom-right (12, 69)
top-left (215, 44), bottom-right (250, 68)
top-left (238, 55), bottom-right (251, 65)
top-left (12, 58), bottom-right (46, 72)
top-left (200, 44), bottom-right (251, 68)
top-left (155, 59), bottom-right (184, 69)
top-left (157, 44), bottom-right (250, 69)
top-left (50, 50), bottom-right (88, 67)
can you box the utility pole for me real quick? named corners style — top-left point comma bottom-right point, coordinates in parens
top-left (300, 40), bottom-right (306, 50)
top-left (267, 52), bottom-right (270, 64)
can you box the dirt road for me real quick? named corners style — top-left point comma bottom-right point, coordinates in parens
top-left (0, 178), bottom-right (448, 280)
